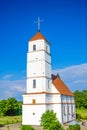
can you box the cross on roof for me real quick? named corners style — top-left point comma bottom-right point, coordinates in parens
top-left (38, 17), bottom-right (41, 31)
top-left (35, 17), bottom-right (43, 32)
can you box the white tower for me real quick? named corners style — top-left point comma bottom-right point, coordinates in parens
top-left (27, 31), bottom-right (52, 93)
top-left (22, 31), bottom-right (52, 125)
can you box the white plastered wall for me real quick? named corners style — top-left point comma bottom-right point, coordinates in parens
top-left (28, 40), bottom-right (50, 54)
top-left (22, 104), bottom-right (46, 125)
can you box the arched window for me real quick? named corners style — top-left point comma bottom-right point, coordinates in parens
top-left (33, 45), bottom-right (36, 51)
top-left (33, 79), bottom-right (36, 88)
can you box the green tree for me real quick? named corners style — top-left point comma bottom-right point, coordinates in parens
top-left (40, 110), bottom-right (63, 130)
top-left (0, 99), bottom-right (7, 116)
top-left (5, 98), bottom-right (19, 116)
top-left (74, 90), bottom-right (87, 109)
top-left (82, 90), bottom-right (87, 108)
top-left (17, 101), bottom-right (22, 115)
top-left (74, 90), bottom-right (82, 108)
top-left (0, 97), bottom-right (22, 116)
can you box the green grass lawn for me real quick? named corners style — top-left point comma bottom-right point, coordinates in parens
top-left (76, 108), bottom-right (87, 120)
top-left (0, 115), bottom-right (22, 125)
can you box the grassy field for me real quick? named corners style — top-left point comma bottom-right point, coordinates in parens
top-left (0, 115), bottom-right (22, 126)
top-left (76, 108), bottom-right (87, 120)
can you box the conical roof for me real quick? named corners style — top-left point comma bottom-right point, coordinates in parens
top-left (30, 31), bottom-right (48, 41)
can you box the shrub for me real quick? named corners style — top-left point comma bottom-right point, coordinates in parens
top-left (41, 110), bottom-right (63, 130)
top-left (76, 113), bottom-right (81, 121)
top-left (21, 125), bottom-right (35, 130)
top-left (67, 124), bottom-right (80, 130)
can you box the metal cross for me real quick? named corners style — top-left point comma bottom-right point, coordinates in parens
top-left (38, 17), bottom-right (41, 31)
top-left (35, 17), bottom-right (43, 31)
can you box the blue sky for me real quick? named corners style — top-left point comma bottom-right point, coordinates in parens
top-left (0, 0), bottom-right (87, 100)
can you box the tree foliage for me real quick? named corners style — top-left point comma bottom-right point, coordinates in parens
top-left (0, 98), bottom-right (22, 116)
top-left (40, 110), bottom-right (63, 130)
top-left (74, 90), bottom-right (87, 109)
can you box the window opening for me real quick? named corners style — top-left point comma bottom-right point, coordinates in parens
top-left (67, 106), bottom-right (70, 114)
top-left (33, 79), bottom-right (36, 88)
top-left (33, 45), bottom-right (36, 51)
top-left (64, 106), bottom-right (66, 115)
top-left (71, 105), bottom-right (73, 113)
top-left (33, 113), bottom-right (35, 115)
top-left (48, 80), bottom-right (50, 89)
top-left (32, 99), bottom-right (36, 104)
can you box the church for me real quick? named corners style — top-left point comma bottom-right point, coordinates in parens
top-left (22, 22), bottom-right (76, 125)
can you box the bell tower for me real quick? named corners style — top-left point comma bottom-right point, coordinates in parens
top-left (26, 31), bottom-right (52, 93)
top-left (22, 29), bottom-right (52, 125)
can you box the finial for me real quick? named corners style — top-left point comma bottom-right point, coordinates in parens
top-left (35, 17), bottom-right (43, 32)
top-left (38, 17), bottom-right (40, 31)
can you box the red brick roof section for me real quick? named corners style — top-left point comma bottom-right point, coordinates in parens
top-left (30, 31), bottom-right (48, 41)
top-left (52, 76), bottom-right (74, 96)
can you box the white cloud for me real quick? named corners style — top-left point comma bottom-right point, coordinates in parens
top-left (2, 74), bottom-right (13, 80)
top-left (0, 75), bottom-right (25, 100)
top-left (12, 85), bottom-right (25, 92)
top-left (53, 63), bottom-right (87, 92)
top-left (0, 63), bottom-right (87, 100)
top-left (72, 80), bottom-right (85, 84)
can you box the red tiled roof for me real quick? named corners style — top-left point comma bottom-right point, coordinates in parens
top-left (30, 31), bottom-right (48, 41)
top-left (52, 76), bottom-right (74, 96)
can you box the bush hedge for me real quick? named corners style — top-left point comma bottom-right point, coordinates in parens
top-left (67, 124), bottom-right (80, 130)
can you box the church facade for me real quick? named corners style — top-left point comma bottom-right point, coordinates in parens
top-left (22, 31), bottom-right (76, 125)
